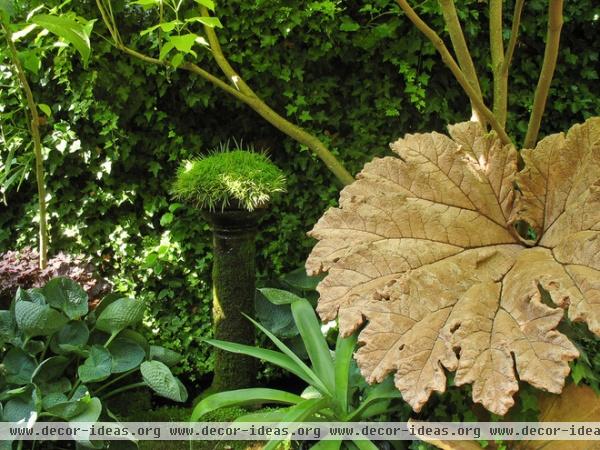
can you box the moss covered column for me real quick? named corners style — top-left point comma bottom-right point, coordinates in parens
top-left (203, 210), bottom-right (261, 391)
top-left (172, 147), bottom-right (286, 392)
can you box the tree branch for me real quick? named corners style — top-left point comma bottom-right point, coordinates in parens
top-left (438, 0), bottom-right (486, 126)
top-left (395, 0), bottom-right (513, 146)
top-left (1, 21), bottom-right (48, 268)
top-left (523, 0), bottom-right (563, 148)
top-left (197, 7), bottom-right (354, 185)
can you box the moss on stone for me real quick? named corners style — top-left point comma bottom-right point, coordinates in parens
top-left (172, 148), bottom-right (286, 212)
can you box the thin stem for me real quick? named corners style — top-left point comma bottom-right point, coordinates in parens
top-left (1, 21), bottom-right (49, 268)
top-left (523, 0), bottom-right (563, 148)
top-left (94, 368), bottom-right (137, 394)
top-left (438, 0), bottom-right (486, 126)
top-left (489, 0), bottom-right (508, 127)
top-left (395, 0), bottom-right (513, 146)
top-left (502, 0), bottom-right (525, 75)
top-left (103, 331), bottom-right (118, 348)
top-left (102, 382), bottom-right (147, 401)
top-left (38, 339), bottom-right (50, 362)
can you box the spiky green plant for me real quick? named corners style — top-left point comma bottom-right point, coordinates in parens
top-left (172, 146), bottom-right (286, 212)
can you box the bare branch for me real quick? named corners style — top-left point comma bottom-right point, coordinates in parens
top-left (395, 0), bottom-right (513, 146)
top-left (523, 0), bottom-right (563, 148)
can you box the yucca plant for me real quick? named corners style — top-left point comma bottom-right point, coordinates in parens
top-left (191, 291), bottom-right (404, 450)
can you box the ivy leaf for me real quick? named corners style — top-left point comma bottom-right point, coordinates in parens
top-left (307, 119), bottom-right (600, 416)
top-left (38, 103), bottom-right (52, 117)
top-left (30, 14), bottom-right (94, 64)
top-left (340, 20), bottom-right (360, 32)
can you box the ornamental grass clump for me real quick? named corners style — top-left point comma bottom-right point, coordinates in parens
top-left (172, 148), bottom-right (286, 212)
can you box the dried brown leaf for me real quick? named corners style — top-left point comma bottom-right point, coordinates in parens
top-left (307, 119), bottom-right (600, 415)
top-left (516, 383), bottom-right (600, 450)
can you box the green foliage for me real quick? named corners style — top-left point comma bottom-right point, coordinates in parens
top-left (563, 321), bottom-right (600, 393)
top-left (192, 295), bottom-right (409, 450)
top-left (0, 277), bottom-right (186, 449)
top-left (172, 148), bottom-right (286, 212)
top-left (1, 0), bottom-right (599, 386)
top-left (29, 13), bottom-right (94, 65)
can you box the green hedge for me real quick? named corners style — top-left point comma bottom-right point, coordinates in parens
top-left (1, 0), bottom-right (599, 384)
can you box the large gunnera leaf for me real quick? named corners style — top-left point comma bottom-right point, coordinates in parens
top-left (307, 118), bottom-right (600, 415)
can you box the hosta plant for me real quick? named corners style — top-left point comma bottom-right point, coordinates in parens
top-left (0, 277), bottom-right (186, 449)
top-left (191, 292), bottom-right (404, 450)
top-left (306, 118), bottom-right (600, 416)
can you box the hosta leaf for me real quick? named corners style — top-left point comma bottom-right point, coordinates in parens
top-left (32, 356), bottom-right (69, 385)
top-left (307, 120), bottom-right (600, 415)
top-left (16, 287), bottom-right (46, 305)
top-left (0, 310), bottom-right (16, 347)
top-left (78, 346), bottom-right (112, 383)
top-left (52, 321), bottom-right (89, 354)
top-left (255, 290), bottom-right (298, 339)
top-left (0, 386), bottom-right (29, 402)
top-left (95, 297), bottom-right (144, 334)
top-left (14, 301), bottom-right (68, 337)
top-left (3, 348), bottom-right (37, 385)
top-left (42, 392), bottom-right (68, 410)
top-left (3, 395), bottom-right (36, 422)
top-left (42, 277), bottom-right (88, 319)
top-left (149, 345), bottom-right (182, 367)
top-left (24, 340), bottom-right (45, 355)
top-left (140, 361), bottom-right (187, 402)
top-left (108, 338), bottom-right (145, 373)
top-left (44, 394), bottom-right (91, 420)
top-left (37, 377), bottom-right (71, 395)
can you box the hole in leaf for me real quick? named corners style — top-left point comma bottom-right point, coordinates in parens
top-left (513, 220), bottom-right (538, 241)
top-left (453, 346), bottom-right (461, 359)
